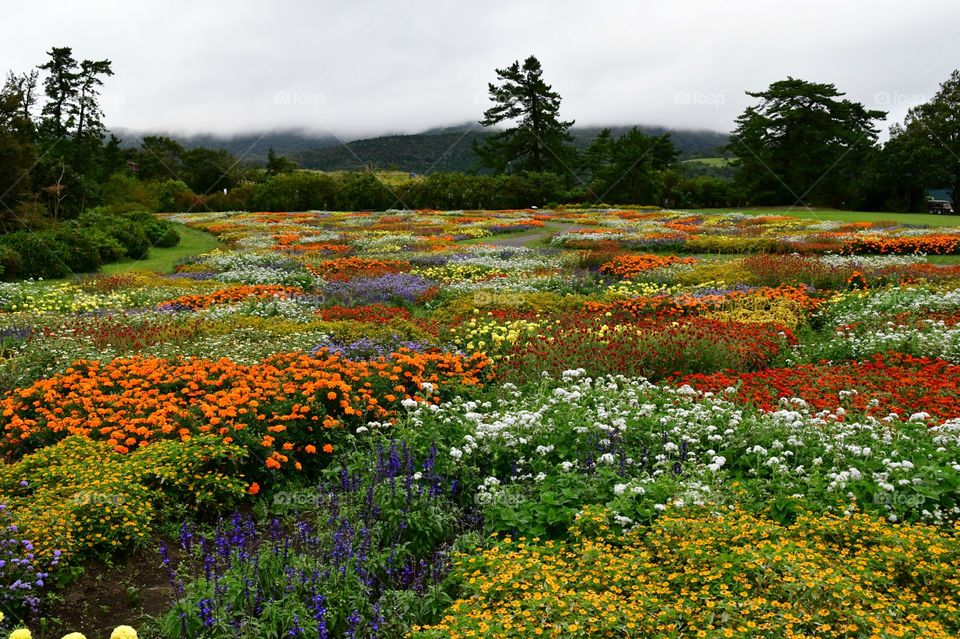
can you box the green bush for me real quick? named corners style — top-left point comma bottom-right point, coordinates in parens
top-left (54, 224), bottom-right (103, 273)
top-left (0, 245), bottom-right (22, 280)
top-left (204, 182), bottom-right (257, 211)
top-left (0, 231), bottom-right (71, 279)
top-left (100, 171), bottom-right (160, 211)
top-left (153, 179), bottom-right (197, 212)
top-left (336, 172), bottom-right (396, 210)
top-left (252, 172), bottom-right (339, 211)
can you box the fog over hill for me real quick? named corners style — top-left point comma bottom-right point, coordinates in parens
top-left (112, 123), bottom-right (730, 173)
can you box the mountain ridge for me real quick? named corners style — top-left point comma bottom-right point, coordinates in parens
top-left (110, 123), bottom-right (731, 173)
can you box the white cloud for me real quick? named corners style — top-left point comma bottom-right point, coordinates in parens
top-left (2, 0), bottom-right (957, 137)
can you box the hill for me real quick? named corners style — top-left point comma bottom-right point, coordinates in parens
top-left (111, 128), bottom-right (340, 166)
top-left (111, 124), bottom-right (730, 174)
top-left (294, 124), bottom-right (730, 173)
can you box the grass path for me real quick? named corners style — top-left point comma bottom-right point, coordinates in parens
top-left (100, 224), bottom-right (222, 276)
top-left (459, 222), bottom-right (595, 248)
top-left (694, 206), bottom-right (960, 228)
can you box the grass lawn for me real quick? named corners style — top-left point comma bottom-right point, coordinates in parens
top-left (694, 206), bottom-right (960, 228)
top-left (303, 169), bottom-right (419, 187)
top-left (100, 224), bottom-right (222, 275)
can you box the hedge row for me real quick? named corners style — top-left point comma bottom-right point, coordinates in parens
top-left (0, 210), bottom-right (180, 280)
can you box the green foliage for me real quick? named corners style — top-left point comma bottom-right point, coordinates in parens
top-left (181, 147), bottom-right (239, 194)
top-left (155, 178), bottom-right (196, 212)
top-left (336, 172), bottom-right (396, 210)
top-left (475, 55), bottom-right (577, 175)
top-left (397, 171), bottom-right (573, 209)
top-left (903, 69), bottom-right (960, 210)
top-left (0, 231), bottom-right (71, 279)
top-left (584, 128), bottom-right (678, 205)
top-left (0, 74), bottom-right (37, 229)
top-left (158, 442), bottom-right (465, 639)
top-left (253, 171), bottom-right (339, 211)
top-left (99, 171), bottom-right (159, 211)
top-left (0, 244), bottom-right (22, 278)
top-left (729, 77), bottom-right (886, 207)
top-left (0, 435), bottom-right (248, 563)
top-left (136, 136), bottom-right (186, 181)
top-left (265, 147), bottom-right (298, 175)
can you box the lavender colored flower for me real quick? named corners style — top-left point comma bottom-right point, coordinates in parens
top-left (312, 334), bottom-right (433, 360)
top-left (323, 273), bottom-right (437, 305)
top-left (198, 598), bottom-right (216, 628)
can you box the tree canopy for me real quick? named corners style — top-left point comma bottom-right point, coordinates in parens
top-left (729, 77), bottom-right (886, 207)
top-left (474, 55), bottom-right (576, 176)
top-left (902, 69), bottom-right (960, 209)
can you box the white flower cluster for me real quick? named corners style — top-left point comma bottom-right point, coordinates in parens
top-left (404, 371), bottom-right (960, 525)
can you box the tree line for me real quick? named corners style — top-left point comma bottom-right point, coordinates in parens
top-left (472, 56), bottom-right (960, 212)
top-left (2, 47), bottom-right (960, 242)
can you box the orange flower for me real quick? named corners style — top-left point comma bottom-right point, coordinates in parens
top-left (599, 254), bottom-right (697, 279)
top-left (322, 443), bottom-right (334, 454)
top-left (304, 444), bottom-right (317, 454)
top-left (0, 350), bottom-right (493, 475)
top-left (248, 482), bottom-right (260, 495)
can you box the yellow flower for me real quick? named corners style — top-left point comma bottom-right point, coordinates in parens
top-left (10, 629), bottom-right (31, 639)
top-left (110, 627), bottom-right (138, 639)
top-left (60, 633), bottom-right (86, 639)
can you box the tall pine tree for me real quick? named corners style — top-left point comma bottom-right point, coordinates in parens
top-left (475, 56), bottom-right (576, 176)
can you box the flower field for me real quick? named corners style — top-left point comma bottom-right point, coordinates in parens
top-left (0, 207), bottom-right (959, 638)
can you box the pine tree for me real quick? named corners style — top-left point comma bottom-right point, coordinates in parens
top-left (474, 56), bottom-right (576, 175)
top-left (729, 77), bottom-right (885, 207)
top-left (38, 47), bottom-right (79, 139)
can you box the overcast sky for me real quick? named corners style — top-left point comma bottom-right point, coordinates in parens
top-left (3, 0), bottom-right (959, 139)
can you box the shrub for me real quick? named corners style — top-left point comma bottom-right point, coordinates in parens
top-left (0, 231), bottom-right (71, 279)
top-left (99, 172), bottom-right (160, 211)
top-left (336, 172), bottom-right (396, 210)
top-left (0, 245), bottom-right (22, 280)
top-left (252, 172), bottom-right (339, 211)
top-left (153, 179), bottom-right (197, 212)
top-left (54, 224), bottom-right (103, 273)
top-left (0, 436), bottom-right (248, 563)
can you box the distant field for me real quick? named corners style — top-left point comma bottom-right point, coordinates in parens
top-left (100, 223), bottom-right (223, 275)
top-left (695, 206), bottom-right (960, 228)
top-left (304, 169), bottom-right (420, 186)
top-left (680, 157), bottom-right (735, 167)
